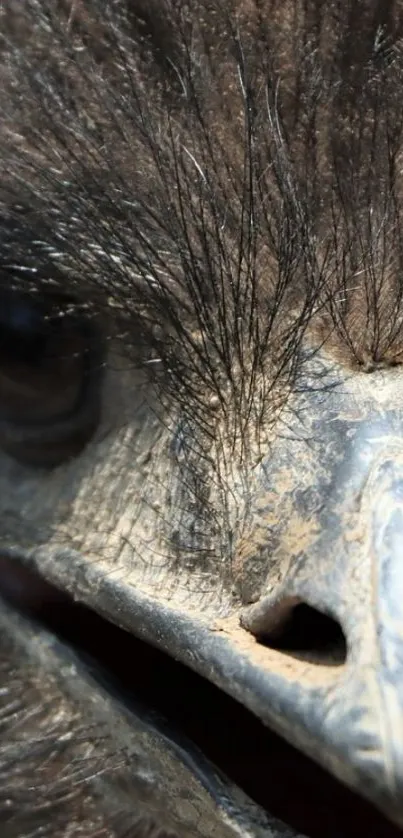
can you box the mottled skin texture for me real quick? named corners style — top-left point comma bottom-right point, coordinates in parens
top-left (1, 1), bottom-right (403, 836)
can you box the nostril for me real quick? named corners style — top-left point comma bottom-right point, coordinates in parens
top-left (250, 603), bottom-right (347, 667)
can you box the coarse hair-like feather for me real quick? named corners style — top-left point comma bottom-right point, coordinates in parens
top-left (2, 0), bottom-right (403, 453)
top-left (0, 598), bottom-right (178, 838)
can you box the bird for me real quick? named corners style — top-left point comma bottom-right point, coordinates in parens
top-left (1, 1), bottom-right (403, 836)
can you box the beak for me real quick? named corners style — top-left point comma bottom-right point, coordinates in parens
top-left (241, 435), bottom-right (403, 824)
top-left (5, 367), bottom-right (403, 832)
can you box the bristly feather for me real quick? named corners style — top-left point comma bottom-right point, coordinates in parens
top-left (0, 609), bottom-right (178, 838)
top-left (1, 1), bottom-right (403, 430)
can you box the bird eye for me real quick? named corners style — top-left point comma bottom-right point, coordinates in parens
top-left (0, 288), bottom-right (104, 467)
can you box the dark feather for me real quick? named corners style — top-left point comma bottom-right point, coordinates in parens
top-left (2, 1), bottom-right (403, 449)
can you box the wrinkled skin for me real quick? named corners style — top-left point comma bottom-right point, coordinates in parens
top-left (1, 1), bottom-right (403, 835)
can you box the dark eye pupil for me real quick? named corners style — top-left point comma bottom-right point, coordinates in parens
top-left (0, 289), bottom-right (91, 425)
top-left (0, 286), bottom-right (103, 467)
top-left (0, 296), bottom-right (50, 365)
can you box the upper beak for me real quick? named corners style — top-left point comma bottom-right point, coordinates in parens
top-left (241, 437), bottom-right (403, 824)
top-left (31, 433), bottom-right (403, 829)
top-left (7, 368), bottom-right (403, 832)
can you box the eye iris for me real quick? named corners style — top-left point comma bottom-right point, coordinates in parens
top-left (0, 294), bottom-right (87, 424)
